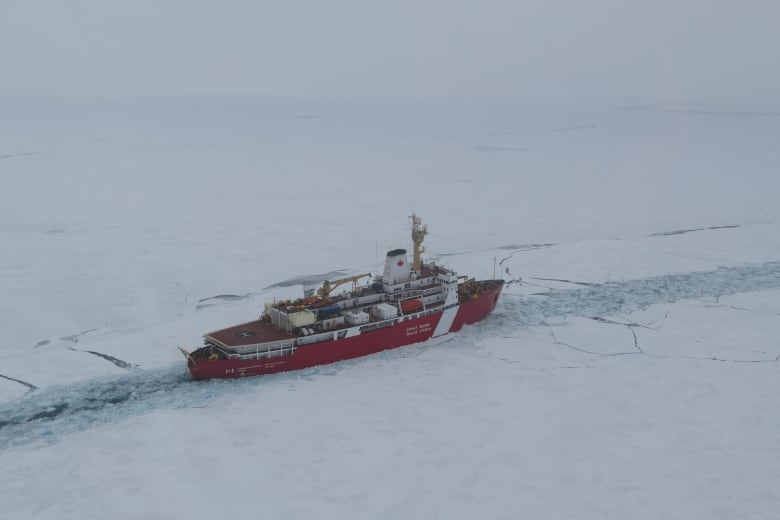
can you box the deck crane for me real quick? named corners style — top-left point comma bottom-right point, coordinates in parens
top-left (317, 273), bottom-right (372, 300)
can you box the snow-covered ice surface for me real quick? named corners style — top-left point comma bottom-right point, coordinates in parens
top-left (1, 97), bottom-right (780, 518)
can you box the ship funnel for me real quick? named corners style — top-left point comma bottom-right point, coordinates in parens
top-left (383, 248), bottom-right (410, 284)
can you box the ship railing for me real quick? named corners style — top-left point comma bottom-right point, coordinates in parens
top-left (359, 318), bottom-right (397, 334)
top-left (421, 294), bottom-right (445, 306)
top-left (401, 286), bottom-right (442, 298)
top-left (231, 346), bottom-right (296, 361)
top-left (297, 331), bottom-right (335, 345)
top-left (400, 299), bottom-right (448, 320)
top-left (388, 286), bottom-right (442, 302)
top-left (228, 339), bottom-right (296, 360)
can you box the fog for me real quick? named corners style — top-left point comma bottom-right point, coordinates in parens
top-left (1, 0), bottom-right (778, 103)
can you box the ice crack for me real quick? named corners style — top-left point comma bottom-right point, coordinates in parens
top-left (0, 373), bottom-right (37, 391)
top-left (530, 277), bottom-right (595, 287)
top-left (575, 317), bottom-right (779, 364)
top-left (548, 327), bottom-right (639, 358)
top-left (649, 224), bottom-right (741, 237)
top-left (66, 347), bottom-right (138, 370)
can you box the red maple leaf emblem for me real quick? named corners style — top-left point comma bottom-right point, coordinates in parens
top-left (397, 259), bottom-right (404, 267)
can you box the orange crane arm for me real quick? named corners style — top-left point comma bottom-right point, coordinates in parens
top-left (317, 273), bottom-right (371, 299)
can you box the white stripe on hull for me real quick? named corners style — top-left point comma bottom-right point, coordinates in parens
top-left (433, 305), bottom-right (459, 337)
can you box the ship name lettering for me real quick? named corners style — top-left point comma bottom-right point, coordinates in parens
top-left (406, 323), bottom-right (431, 336)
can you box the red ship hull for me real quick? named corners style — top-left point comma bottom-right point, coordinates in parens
top-left (187, 281), bottom-right (503, 379)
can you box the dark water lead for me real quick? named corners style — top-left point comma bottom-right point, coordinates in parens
top-left (2, 260), bottom-right (780, 450)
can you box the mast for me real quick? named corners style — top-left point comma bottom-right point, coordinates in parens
top-left (410, 213), bottom-right (428, 272)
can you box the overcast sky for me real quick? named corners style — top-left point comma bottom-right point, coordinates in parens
top-left (1, 0), bottom-right (778, 103)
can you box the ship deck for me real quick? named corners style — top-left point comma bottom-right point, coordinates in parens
top-left (206, 319), bottom-right (294, 348)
